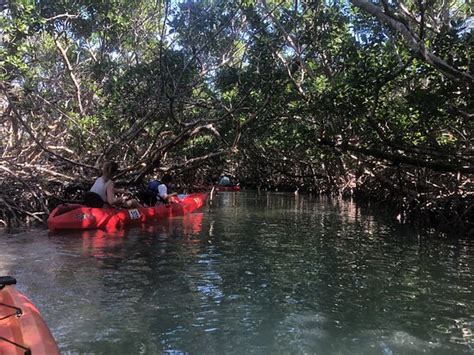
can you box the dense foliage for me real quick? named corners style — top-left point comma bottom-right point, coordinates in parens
top-left (0, 0), bottom-right (472, 233)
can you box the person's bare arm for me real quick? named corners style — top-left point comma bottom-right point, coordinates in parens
top-left (114, 187), bottom-right (130, 195)
top-left (106, 181), bottom-right (123, 205)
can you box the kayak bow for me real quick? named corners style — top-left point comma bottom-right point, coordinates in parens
top-left (0, 276), bottom-right (59, 355)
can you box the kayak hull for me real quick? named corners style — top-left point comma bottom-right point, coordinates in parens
top-left (48, 193), bottom-right (208, 231)
top-left (0, 283), bottom-right (59, 355)
top-left (47, 204), bottom-right (116, 230)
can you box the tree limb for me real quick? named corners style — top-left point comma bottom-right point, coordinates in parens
top-left (351, 0), bottom-right (473, 82)
top-left (54, 37), bottom-right (85, 115)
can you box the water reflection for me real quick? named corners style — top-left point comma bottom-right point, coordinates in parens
top-left (0, 193), bottom-right (473, 354)
top-left (53, 213), bottom-right (207, 262)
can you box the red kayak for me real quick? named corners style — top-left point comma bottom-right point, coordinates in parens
top-left (216, 185), bottom-right (241, 192)
top-left (0, 277), bottom-right (59, 355)
top-left (48, 193), bottom-right (208, 231)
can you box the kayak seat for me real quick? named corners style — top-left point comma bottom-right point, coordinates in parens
top-left (0, 276), bottom-right (16, 290)
top-left (53, 204), bottom-right (83, 217)
top-left (83, 191), bottom-right (105, 208)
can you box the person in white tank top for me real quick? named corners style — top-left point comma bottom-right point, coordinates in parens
top-left (90, 161), bottom-right (142, 208)
top-left (90, 176), bottom-right (109, 202)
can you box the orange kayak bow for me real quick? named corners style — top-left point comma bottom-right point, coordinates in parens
top-left (0, 277), bottom-right (59, 355)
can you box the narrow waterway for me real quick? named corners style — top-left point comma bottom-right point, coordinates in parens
top-left (1, 192), bottom-right (473, 354)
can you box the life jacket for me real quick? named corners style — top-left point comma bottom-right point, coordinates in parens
top-left (147, 180), bottom-right (168, 204)
top-left (148, 180), bottom-right (161, 193)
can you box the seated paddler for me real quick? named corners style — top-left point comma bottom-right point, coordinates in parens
top-left (84, 161), bottom-right (142, 208)
top-left (148, 174), bottom-right (179, 205)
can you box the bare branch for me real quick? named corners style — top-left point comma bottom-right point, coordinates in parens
top-left (351, 0), bottom-right (473, 82)
top-left (54, 37), bottom-right (85, 115)
top-left (45, 13), bottom-right (80, 22)
top-left (2, 85), bottom-right (97, 170)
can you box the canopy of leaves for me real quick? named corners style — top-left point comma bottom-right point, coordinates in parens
top-left (0, 0), bottom-right (472, 232)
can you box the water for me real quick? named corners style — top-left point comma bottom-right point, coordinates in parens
top-left (1, 192), bottom-right (473, 354)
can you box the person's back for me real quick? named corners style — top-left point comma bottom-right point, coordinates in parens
top-left (85, 162), bottom-right (118, 207)
top-left (90, 176), bottom-right (109, 202)
top-left (141, 180), bottom-right (160, 205)
top-left (85, 161), bottom-right (142, 208)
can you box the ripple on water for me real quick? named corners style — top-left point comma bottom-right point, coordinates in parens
top-left (0, 193), bottom-right (473, 354)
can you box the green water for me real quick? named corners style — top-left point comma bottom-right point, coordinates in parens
top-left (1, 192), bottom-right (473, 354)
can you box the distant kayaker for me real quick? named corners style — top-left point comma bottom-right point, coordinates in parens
top-left (85, 161), bottom-right (142, 208)
top-left (219, 174), bottom-right (231, 186)
top-left (156, 174), bottom-right (179, 204)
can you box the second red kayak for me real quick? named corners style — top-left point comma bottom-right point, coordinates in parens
top-left (48, 192), bottom-right (208, 231)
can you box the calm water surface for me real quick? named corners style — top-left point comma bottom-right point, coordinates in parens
top-left (1, 192), bottom-right (473, 354)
